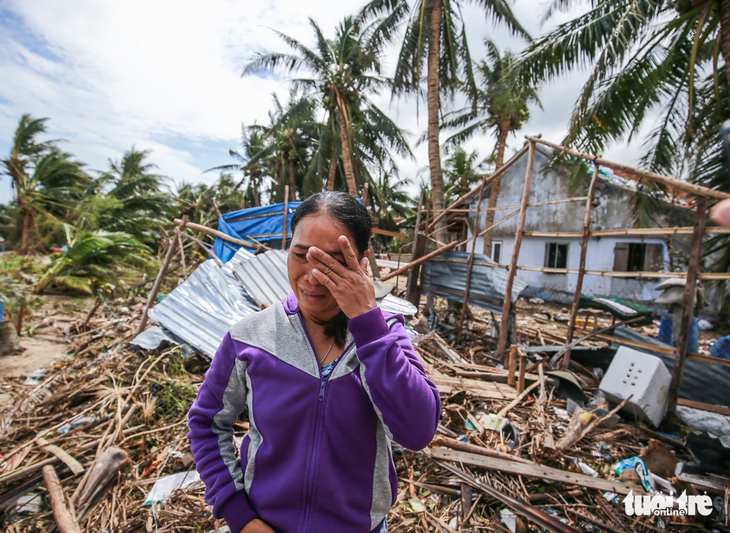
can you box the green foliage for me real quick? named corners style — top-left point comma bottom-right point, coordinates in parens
top-left (443, 147), bottom-right (483, 204)
top-left (35, 230), bottom-right (152, 295)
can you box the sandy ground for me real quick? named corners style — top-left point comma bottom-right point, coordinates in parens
top-left (0, 337), bottom-right (69, 379)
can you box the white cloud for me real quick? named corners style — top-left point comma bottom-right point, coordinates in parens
top-left (0, 0), bottom-right (661, 208)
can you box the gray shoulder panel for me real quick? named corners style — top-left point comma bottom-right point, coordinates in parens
top-left (229, 304), bottom-right (319, 378)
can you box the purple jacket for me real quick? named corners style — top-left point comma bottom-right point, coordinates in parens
top-left (187, 293), bottom-right (441, 533)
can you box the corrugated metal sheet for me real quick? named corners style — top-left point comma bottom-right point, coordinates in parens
top-left (229, 249), bottom-right (291, 306)
top-left (612, 326), bottom-right (730, 407)
top-left (422, 250), bottom-right (528, 313)
top-left (144, 249), bottom-right (418, 358)
top-left (148, 259), bottom-right (260, 358)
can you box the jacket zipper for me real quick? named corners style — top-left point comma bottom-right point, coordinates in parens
top-left (298, 313), bottom-right (356, 531)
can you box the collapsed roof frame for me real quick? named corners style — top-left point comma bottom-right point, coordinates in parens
top-left (382, 135), bottom-right (730, 426)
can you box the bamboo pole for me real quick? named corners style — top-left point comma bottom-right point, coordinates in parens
top-left (406, 191), bottom-right (426, 305)
top-left (173, 218), bottom-right (266, 252)
top-left (528, 136), bottom-right (730, 201)
top-left (427, 143), bottom-right (530, 232)
top-left (136, 229), bottom-right (179, 336)
top-left (523, 227), bottom-right (730, 237)
top-left (665, 196), bottom-right (707, 426)
top-left (177, 215), bottom-right (188, 280)
top-left (362, 183), bottom-right (381, 279)
top-left (496, 140), bottom-right (536, 359)
top-left (457, 183), bottom-right (485, 339)
top-left (282, 186), bottom-right (289, 250)
top-left (563, 163), bottom-right (600, 369)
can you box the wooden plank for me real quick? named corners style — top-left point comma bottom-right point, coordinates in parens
top-left (678, 473), bottom-right (730, 494)
top-left (430, 375), bottom-right (517, 400)
top-left (372, 227), bottom-right (408, 239)
top-left (427, 447), bottom-right (639, 495)
top-left (677, 398), bottom-right (730, 416)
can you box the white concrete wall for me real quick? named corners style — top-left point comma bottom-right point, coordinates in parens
top-left (471, 232), bottom-right (668, 302)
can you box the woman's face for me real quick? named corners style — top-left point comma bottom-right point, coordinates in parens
top-left (287, 213), bottom-right (360, 323)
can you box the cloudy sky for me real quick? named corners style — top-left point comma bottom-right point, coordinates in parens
top-left (0, 0), bottom-right (646, 206)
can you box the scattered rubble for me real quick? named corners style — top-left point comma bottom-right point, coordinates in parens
top-left (1, 286), bottom-right (728, 532)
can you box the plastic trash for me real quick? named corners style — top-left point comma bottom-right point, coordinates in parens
top-left (57, 416), bottom-right (97, 435)
top-left (576, 460), bottom-right (599, 477)
top-left (697, 319), bottom-right (713, 330)
top-left (499, 509), bottom-right (517, 533)
top-left (615, 456), bottom-right (654, 493)
top-left (23, 369), bottom-right (48, 386)
top-left (145, 470), bottom-right (201, 505)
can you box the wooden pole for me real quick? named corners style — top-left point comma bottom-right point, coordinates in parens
top-left (282, 186), bottom-right (289, 250)
top-left (496, 140), bottom-right (536, 359)
top-left (427, 143), bottom-right (530, 232)
top-left (665, 196), bottom-right (707, 426)
top-left (457, 184), bottom-right (485, 339)
top-left (362, 183), bottom-right (381, 279)
top-left (136, 229), bottom-right (179, 336)
top-left (43, 465), bottom-right (82, 533)
top-left (177, 215), bottom-right (188, 280)
top-left (173, 218), bottom-right (266, 252)
top-left (384, 239), bottom-right (461, 283)
top-left (563, 163), bottom-right (600, 369)
top-left (528, 136), bottom-right (730, 201)
top-left (507, 345), bottom-right (518, 387)
top-left (406, 191), bottom-right (426, 305)
top-left (518, 352), bottom-right (526, 394)
top-left (211, 197), bottom-right (223, 219)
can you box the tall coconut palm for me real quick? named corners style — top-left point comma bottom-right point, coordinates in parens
top-left (444, 41), bottom-right (540, 253)
top-left (359, 0), bottom-right (528, 243)
top-left (243, 16), bottom-right (409, 198)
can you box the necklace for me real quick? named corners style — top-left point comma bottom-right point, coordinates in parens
top-left (319, 338), bottom-right (336, 366)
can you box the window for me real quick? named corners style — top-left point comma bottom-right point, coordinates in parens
top-left (613, 243), bottom-right (664, 272)
top-left (491, 241), bottom-right (502, 264)
top-left (545, 243), bottom-right (568, 269)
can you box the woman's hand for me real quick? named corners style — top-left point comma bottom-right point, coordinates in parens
top-left (240, 518), bottom-right (275, 533)
top-left (307, 235), bottom-right (377, 319)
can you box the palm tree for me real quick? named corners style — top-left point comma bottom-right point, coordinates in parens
top-left (243, 16), bottom-right (409, 198)
top-left (514, 1), bottom-right (730, 162)
top-left (359, 0), bottom-right (528, 243)
top-left (88, 148), bottom-right (174, 248)
top-left (1, 114), bottom-right (67, 253)
top-left (442, 147), bottom-right (482, 205)
top-left (34, 230), bottom-right (151, 295)
top-left (444, 41), bottom-right (540, 253)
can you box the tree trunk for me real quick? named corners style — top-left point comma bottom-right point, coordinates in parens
top-left (20, 207), bottom-right (32, 255)
top-left (337, 102), bottom-right (359, 197)
top-left (288, 159), bottom-right (297, 201)
top-left (252, 171), bottom-right (260, 206)
top-left (720, 0), bottom-right (730, 97)
top-left (427, 0), bottom-right (447, 245)
top-left (327, 154), bottom-right (337, 191)
top-left (482, 123), bottom-right (510, 256)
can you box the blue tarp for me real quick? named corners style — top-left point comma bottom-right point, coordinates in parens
top-left (214, 202), bottom-right (302, 263)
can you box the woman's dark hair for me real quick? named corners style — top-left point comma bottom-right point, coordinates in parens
top-left (290, 191), bottom-right (372, 255)
top-left (290, 192), bottom-right (373, 344)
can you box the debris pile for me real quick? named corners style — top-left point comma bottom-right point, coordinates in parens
top-left (1, 294), bottom-right (729, 532)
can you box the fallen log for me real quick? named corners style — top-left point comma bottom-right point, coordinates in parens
top-left (43, 465), bottom-right (81, 533)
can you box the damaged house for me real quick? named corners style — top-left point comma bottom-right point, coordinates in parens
top-left (468, 143), bottom-right (696, 308)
